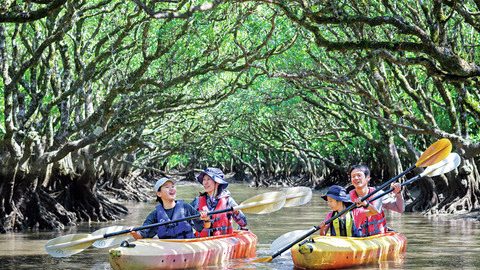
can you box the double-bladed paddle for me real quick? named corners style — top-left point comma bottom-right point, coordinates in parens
top-left (369, 152), bottom-right (461, 202)
top-left (45, 186), bottom-right (312, 258)
top-left (268, 152), bottom-right (460, 254)
top-left (254, 138), bottom-right (452, 262)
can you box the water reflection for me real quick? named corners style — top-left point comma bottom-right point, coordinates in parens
top-left (0, 183), bottom-right (479, 269)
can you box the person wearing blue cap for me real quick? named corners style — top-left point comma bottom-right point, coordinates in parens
top-left (318, 185), bottom-right (371, 237)
top-left (131, 177), bottom-right (209, 239)
top-left (191, 167), bottom-right (248, 237)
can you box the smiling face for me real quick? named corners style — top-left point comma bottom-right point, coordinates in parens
top-left (350, 168), bottom-right (370, 190)
top-left (157, 181), bottom-right (176, 202)
top-left (202, 175), bottom-right (219, 196)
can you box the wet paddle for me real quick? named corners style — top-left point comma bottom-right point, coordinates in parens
top-left (92, 187), bottom-right (310, 248)
top-left (253, 138), bottom-right (452, 263)
top-left (268, 152), bottom-right (460, 254)
top-left (283, 186), bottom-right (312, 208)
top-left (45, 186), bottom-right (311, 258)
top-left (91, 187), bottom-right (311, 248)
top-left (369, 152), bottom-right (461, 202)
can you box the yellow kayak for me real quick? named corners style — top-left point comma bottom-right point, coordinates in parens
top-left (109, 230), bottom-right (257, 270)
top-left (291, 232), bottom-right (407, 269)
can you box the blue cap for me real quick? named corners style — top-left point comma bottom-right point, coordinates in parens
top-left (322, 185), bottom-right (351, 203)
top-left (154, 177), bottom-right (175, 192)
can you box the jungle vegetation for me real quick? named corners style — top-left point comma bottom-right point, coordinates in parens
top-left (1, 0), bottom-right (479, 232)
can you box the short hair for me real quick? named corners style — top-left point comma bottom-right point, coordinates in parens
top-left (348, 164), bottom-right (370, 177)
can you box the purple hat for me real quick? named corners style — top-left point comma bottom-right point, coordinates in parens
top-left (196, 167), bottom-right (228, 185)
top-left (322, 185), bottom-right (351, 203)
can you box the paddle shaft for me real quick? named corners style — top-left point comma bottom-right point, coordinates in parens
top-left (103, 193), bottom-right (287, 238)
top-left (369, 174), bottom-right (422, 202)
top-left (267, 140), bottom-right (452, 261)
top-left (103, 207), bottom-right (235, 238)
top-left (269, 175), bottom-right (401, 259)
top-left (371, 164), bottom-right (415, 195)
top-left (269, 166), bottom-right (417, 259)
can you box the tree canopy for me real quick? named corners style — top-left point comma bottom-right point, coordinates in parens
top-left (1, 0), bottom-right (479, 231)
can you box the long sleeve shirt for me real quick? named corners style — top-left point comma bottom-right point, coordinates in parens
top-left (376, 192), bottom-right (405, 213)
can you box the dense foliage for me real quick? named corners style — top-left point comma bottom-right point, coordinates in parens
top-left (1, 0), bottom-right (479, 231)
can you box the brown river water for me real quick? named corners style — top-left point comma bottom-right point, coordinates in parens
top-left (1, 183), bottom-right (479, 269)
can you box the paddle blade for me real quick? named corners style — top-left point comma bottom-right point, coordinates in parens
top-left (92, 226), bottom-right (134, 248)
top-left (270, 229), bottom-right (310, 253)
top-left (415, 138), bottom-right (452, 167)
top-left (283, 187), bottom-right (312, 207)
top-left (422, 153), bottom-right (461, 177)
top-left (238, 191), bottom-right (286, 214)
top-left (45, 233), bottom-right (94, 258)
top-left (251, 256), bottom-right (273, 263)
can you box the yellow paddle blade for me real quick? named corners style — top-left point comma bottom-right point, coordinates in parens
top-left (421, 153), bottom-right (461, 177)
top-left (45, 233), bottom-right (96, 258)
top-left (415, 138), bottom-right (452, 167)
top-left (237, 191), bottom-right (286, 214)
top-left (92, 226), bottom-right (134, 249)
top-left (283, 187), bottom-right (312, 207)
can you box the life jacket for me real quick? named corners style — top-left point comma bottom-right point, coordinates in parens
top-left (325, 211), bottom-right (356, 237)
top-left (156, 200), bottom-right (194, 239)
top-left (349, 187), bottom-right (387, 237)
top-left (195, 195), bottom-right (233, 237)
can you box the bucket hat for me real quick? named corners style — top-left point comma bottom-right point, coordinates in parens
top-left (322, 185), bottom-right (351, 203)
top-left (196, 167), bottom-right (227, 185)
top-left (197, 167), bottom-right (229, 194)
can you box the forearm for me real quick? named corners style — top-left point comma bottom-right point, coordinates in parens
top-left (229, 198), bottom-right (248, 227)
top-left (232, 211), bottom-right (248, 227)
top-left (390, 193), bottom-right (405, 213)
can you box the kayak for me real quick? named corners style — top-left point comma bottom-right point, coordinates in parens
top-left (108, 230), bottom-right (257, 269)
top-left (291, 232), bottom-right (407, 269)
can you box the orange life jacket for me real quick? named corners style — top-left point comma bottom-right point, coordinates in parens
top-left (195, 195), bottom-right (233, 237)
top-left (349, 187), bottom-right (387, 236)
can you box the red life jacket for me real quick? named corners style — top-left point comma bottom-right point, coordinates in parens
top-left (195, 195), bottom-right (233, 237)
top-left (349, 187), bottom-right (387, 236)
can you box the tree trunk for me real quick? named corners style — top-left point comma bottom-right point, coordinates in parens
top-left (430, 158), bottom-right (480, 214)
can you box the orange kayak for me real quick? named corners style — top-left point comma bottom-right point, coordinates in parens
top-left (109, 230), bottom-right (257, 269)
top-left (291, 232), bottom-right (407, 269)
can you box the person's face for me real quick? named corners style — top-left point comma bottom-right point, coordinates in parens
top-left (202, 175), bottom-right (218, 195)
top-left (157, 181), bottom-right (176, 202)
top-left (350, 168), bottom-right (370, 189)
top-left (326, 196), bottom-right (343, 211)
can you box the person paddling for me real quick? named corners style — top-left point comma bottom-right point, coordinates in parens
top-left (318, 185), bottom-right (370, 237)
top-left (191, 167), bottom-right (247, 237)
top-left (349, 165), bottom-right (404, 237)
top-left (131, 177), bottom-right (209, 239)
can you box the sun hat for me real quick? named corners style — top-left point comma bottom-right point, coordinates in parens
top-left (197, 167), bottom-right (229, 195)
top-left (322, 185), bottom-right (351, 203)
top-left (154, 177), bottom-right (175, 192)
top-left (196, 167), bottom-right (228, 185)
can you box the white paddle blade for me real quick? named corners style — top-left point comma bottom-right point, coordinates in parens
top-left (422, 153), bottom-right (461, 177)
top-left (283, 187), bottom-right (312, 207)
top-left (45, 233), bottom-right (95, 258)
top-left (238, 191), bottom-right (286, 214)
top-left (92, 226), bottom-right (134, 248)
top-left (270, 229), bottom-right (310, 253)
